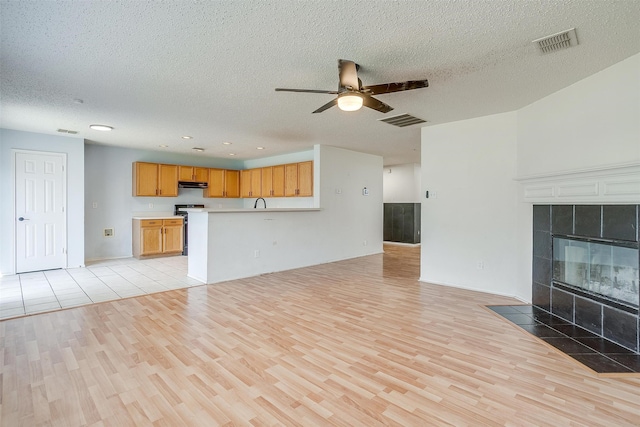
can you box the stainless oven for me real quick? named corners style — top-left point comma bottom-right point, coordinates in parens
top-left (174, 204), bottom-right (204, 255)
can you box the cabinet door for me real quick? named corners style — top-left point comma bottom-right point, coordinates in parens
top-left (225, 170), bottom-right (240, 198)
top-left (272, 165), bottom-right (285, 197)
top-left (158, 164), bottom-right (178, 196)
top-left (194, 167), bottom-right (209, 182)
top-left (297, 161), bottom-right (313, 197)
top-left (140, 222), bottom-right (163, 255)
top-left (261, 167), bottom-right (273, 197)
top-left (284, 163), bottom-right (298, 197)
top-left (240, 170), bottom-right (252, 198)
top-left (163, 221), bottom-right (184, 253)
top-left (250, 169), bottom-right (262, 197)
top-left (133, 162), bottom-right (159, 196)
top-left (178, 166), bottom-right (194, 182)
top-left (207, 168), bottom-right (225, 197)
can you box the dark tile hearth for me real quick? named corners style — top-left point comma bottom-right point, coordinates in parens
top-left (488, 305), bottom-right (640, 374)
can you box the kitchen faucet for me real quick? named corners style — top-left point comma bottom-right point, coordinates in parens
top-left (254, 197), bottom-right (266, 209)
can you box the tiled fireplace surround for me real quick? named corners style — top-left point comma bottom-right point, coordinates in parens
top-left (532, 204), bottom-right (640, 353)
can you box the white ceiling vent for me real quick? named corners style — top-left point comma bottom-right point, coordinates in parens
top-left (378, 114), bottom-right (427, 128)
top-left (57, 128), bottom-right (78, 134)
top-left (533, 28), bottom-right (578, 54)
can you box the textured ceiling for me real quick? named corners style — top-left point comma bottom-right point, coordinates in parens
top-left (1, 1), bottom-right (639, 166)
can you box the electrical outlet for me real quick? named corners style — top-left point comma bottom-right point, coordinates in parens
top-left (335, 188), bottom-right (342, 194)
top-left (362, 187), bottom-right (369, 196)
top-left (477, 261), bottom-right (484, 270)
top-left (363, 240), bottom-right (367, 246)
top-left (254, 249), bottom-right (260, 258)
top-left (104, 228), bottom-right (114, 237)
top-left (148, 203), bottom-right (154, 208)
top-left (92, 202), bottom-right (98, 208)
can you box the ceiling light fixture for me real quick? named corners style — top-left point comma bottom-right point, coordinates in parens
top-left (337, 93), bottom-right (363, 111)
top-left (257, 146), bottom-right (265, 150)
top-left (223, 142), bottom-right (232, 145)
top-left (159, 144), bottom-right (168, 148)
top-left (192, 147), bottom-right (204, 152)
top-left (181, 136), bottom-right (192, 139)
top-left (229, 153), bottom-right (236, 156)
top-left (89, 124), bottom-right (113, 131)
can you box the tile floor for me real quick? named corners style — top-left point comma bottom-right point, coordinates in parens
top-left (488, 304), bottom-right (640, 374)
top-left (0, 256), bottom-right (203, 320)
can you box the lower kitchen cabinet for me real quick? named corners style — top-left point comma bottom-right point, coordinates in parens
top-left (132, 218), bottom-right (183, 258)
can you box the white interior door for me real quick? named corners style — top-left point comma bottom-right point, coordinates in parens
top-left (15, 151), bottom-right (67, 273)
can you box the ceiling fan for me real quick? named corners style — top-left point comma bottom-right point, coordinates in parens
top-left (275, 59), bottom-right (429, 114)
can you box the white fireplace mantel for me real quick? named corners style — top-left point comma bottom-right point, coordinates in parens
top-left (515, 162), bottom-right (640, 204)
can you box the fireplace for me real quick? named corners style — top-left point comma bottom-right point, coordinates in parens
top-left (532, 204), bottom-right (640, 352)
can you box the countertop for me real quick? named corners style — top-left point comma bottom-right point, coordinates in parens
top-left (183, 208), bottom-right (321, 213)
top-left (132, 216), bottom-right (184, 220)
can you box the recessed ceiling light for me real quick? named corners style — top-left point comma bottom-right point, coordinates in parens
top-left (223, 142), bottom-right (232, 145)
top-left (89, 124), bottom-right (113, 131)
top-left (192, 147), bottom-right (205, 152)
top-left (229, 153), bottom-right (236, 156)
top-left (181, 136), bottom-right (192, 139)
top-left (159, 144), bottom-right (168, 148)
top-left (256, 146), bottom-right (265, 150)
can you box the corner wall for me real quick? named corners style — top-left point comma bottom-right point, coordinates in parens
top-left (420, 112), bottom-right (520, 298)
top-left (420, 53), bottom-right (640, 302)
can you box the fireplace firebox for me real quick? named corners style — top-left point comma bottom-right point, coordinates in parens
top-left (552, 236), bottom-right (639, 308)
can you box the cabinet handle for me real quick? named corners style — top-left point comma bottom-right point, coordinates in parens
top-left (156, 189), bottom-right (158, 195)
top-left (159, 189), bottom-right (162, 195)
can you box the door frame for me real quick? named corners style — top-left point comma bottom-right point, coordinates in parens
top-left (12, 149), bottom-right (68, 274)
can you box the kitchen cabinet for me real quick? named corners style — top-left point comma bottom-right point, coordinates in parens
top-left (206, 168), bottom-right (240, 198)
top-left (132, 162), bottom-right (178, 197)
top-left (383, 203), bottom-right (421, 244)
top-left (178, 165), bottom-right (208, 182)
top-left (261, 165), bottom-right (285, 197)
top-left (132, 218), bottom-right (183, 258)
top-left (241, 168), bottom-right (262, 198)
top-left (285, 161), bottom-right (313, 197)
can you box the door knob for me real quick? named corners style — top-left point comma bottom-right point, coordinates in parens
top-left (18, 217), bottom-right (28, 221)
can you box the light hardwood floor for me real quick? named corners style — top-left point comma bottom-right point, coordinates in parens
top-left (1, 245), bottom-right (639, 426)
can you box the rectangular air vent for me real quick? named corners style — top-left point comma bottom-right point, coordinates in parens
top-left (533, 28), bottom-right (578, 54)
top-left (57, 129), bottom-right (78, 134)
top-left (378, 114), bottom-right (427, 128)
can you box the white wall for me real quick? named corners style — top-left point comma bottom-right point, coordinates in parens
top-left (517, 53), bottom-right (640, 177)
top-left (383, 163), bottom-right (421, 203)
top-left (0, 129), bottom-right (85, 274)
top-left (420, 52), bottom-right (640, 302)
top-left (421, 112), bottom-right (520, 298)
top-left (84, 143), bottom-right (244, 261)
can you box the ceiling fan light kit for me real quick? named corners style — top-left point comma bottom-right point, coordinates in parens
top-left (275, 59), bottom-right (428, 114)
top-left (337, 93), bottom-right (364, 111)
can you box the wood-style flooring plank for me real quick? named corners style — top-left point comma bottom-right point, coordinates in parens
top-left (2, 244), bottom-right (640, 426)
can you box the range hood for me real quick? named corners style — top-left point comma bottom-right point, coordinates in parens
top-left (178, 181), bottom-right (208, 189)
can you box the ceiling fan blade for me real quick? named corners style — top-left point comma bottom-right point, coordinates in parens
top-left (275, 88), bottom-right (339, 94)
top-left (312, 98), bottom-right (338, 114)
top-left (362, 95), bottom-right (394, 113)
top-left (338, 59), bottom-right (360, 90)
top-left (361, 79), bottom-right (429, 95)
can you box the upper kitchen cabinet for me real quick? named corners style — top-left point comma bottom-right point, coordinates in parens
top-left (285, 161), bottom-right (313, 197)
top-left (241, 169), bottom-right (262, 198)
top-left (178, 165), bottom-right (208, 182)
top-left (132, 162), bottom-right (178, 197)
top-left (261, 165), bottom-right (285, 198)
top-left (206, 168), bottom-right (240, 198)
